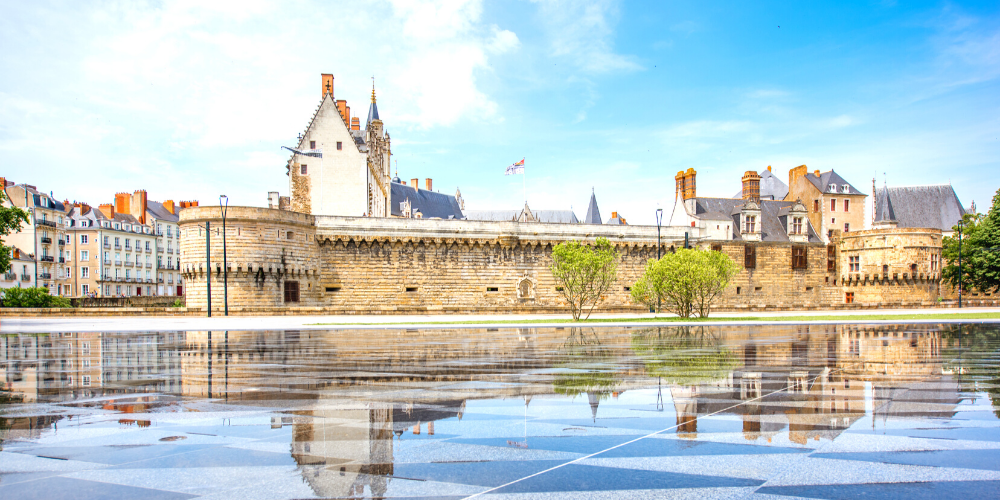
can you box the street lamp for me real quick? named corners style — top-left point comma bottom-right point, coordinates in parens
top-left (958, 218), bottom-right (963, 309)
top-left (220, 195), bottom-right (229, 316)
top-left (656, 207), bottom-right (663, 314)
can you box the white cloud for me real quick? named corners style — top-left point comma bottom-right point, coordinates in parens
top-left (532, 0), bottom-right (641, 74)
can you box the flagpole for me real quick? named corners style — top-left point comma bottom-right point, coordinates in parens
top-left (522, 160), bottom-right (526, 205)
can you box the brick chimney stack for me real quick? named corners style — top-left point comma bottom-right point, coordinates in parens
top-left (742, 170), bottom-right (761, 203)
top-left (163, 200), bottom-right (175, 215)
top-left (114, 192), bottom-right (129, 215)
top-left (322, 73), bottom-right (334, 98)
top-left (351, 117), bottom-right (360, 131)
top-left (411, 178), bottom-right (419, 190)
top-left (425, 178), bottom-right (433, 191)
top-left (131, 189), bottom-right (148, 224)
top-left (99, 203), bottom-right (115, 218)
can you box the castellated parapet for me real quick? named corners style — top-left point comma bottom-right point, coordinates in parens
top-left (837, 227), bottom-right (944, 306)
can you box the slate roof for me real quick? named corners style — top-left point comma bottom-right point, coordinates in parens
top-left (463, 209), bottom-right (581, 224)
top-left (805, 170), bottom-right (865, 196)
top-left (367, 100), bottom-right (380, 128)
top-left (146, 201), bottom-right (180, 222)
top-left (875, 185), bottom-right (967, 231)
top-left (605, 213), bottom-right (626, 225)
top-left (584, 190), bottom-right (602, 224)
top-left (390, 181), bottom-right (464, 219)
top-left (731, 169), bottom-right (789, 200)
top-left (690, 197), bottom-right (822, 243)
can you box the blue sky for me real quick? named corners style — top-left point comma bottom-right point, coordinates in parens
top-left (1, 0), bottom-right (997, 225)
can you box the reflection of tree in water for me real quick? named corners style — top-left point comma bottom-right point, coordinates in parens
top-left (552, 328), bottom-right (622, 410)
top-left (941, 324), bottom-right (1000, 418)
top-left (0, 390), bottom-right (25, 451)
top-left (630, 326), bottom-right (740, 386)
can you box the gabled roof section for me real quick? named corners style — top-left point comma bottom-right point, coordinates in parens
top-left (873, 186), bottom-right (896, 223)
top-left (880, 184), bottom-right (966, 231)
top-left (690, 197), bottom-right (822, 243)
top-left (732, 168), bottom-right (789, 200)
top-left (390, 181), bottom-right (464, 219)
top-left (584, 189), bottom-right (602, 224)
top-left (805, 170), bottom-right (866, 196)
top-left (146, 201), bottom-right (180, 222)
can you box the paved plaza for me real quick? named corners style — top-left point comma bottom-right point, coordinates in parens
top-left (2, 321), bottom-right (1000, 498)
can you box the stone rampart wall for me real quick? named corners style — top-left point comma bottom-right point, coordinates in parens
top-left (837, 227), bottom-right (943, 306)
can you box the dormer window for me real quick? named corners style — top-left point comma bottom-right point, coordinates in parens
top-left (792, 217), bottom-right (803, 234)
top-left (841, 184), bottom-right (849, 193)
top-left (745, 215), bottom-right (756, 233)
top-left (828, 185), bottom-right (837, 193)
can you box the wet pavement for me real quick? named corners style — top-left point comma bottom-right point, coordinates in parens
top-left (2, 323), bottom-right (1000, 499)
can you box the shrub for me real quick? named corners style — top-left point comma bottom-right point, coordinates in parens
top-left (631, 248), bottom-right (741, 318)
top-left (1, 287), bottom-right (73, 308)
top-left (550, 238), bottom-right (619, 321)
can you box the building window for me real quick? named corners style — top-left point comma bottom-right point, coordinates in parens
top-left (814, 200), bottom-right (819, 212)
top-left (883, 264), bottom-right (889, 275)
top-left (287, 231), bottom-right (294, 240)
top-left (792, 217), bottom-right (803, 234)
top-left (849, 256), bottom-right (860, 272)
top-left (745, 215), bottom-right (756, 233)
top-left (80, 235), bottom-right (88, 244)
top-left (844, 223), bottom-right (850, 233)
top-left (310, 140), bottom-right (316, 149)
top-left (744, 245), bottom-right (756, 269)
top-left (792, 246), bottom-right (808, 269)
top-left (845, 292), bottom-right (854, 304)
top-left (336, 141), bottom-right (342, 150)
top-left (910, 263), bottom-right (918, 274)
top-left (81, 250), bottom-right (89, 261)
top-left (830, 199), bottom-right (836, 211)
top-left (301, 164), bottom-right (308, 175)
top-left (844, 199), bottom-right (850, 212)
top-left (827, 245), bottom-right (836, 271)
top-left (711, 244), bottom-right (722, 252)
top-left (284, 281), bottom-right (300, 303)
top-left (931, 254), bottom-right (939, 271)
top-left (81, 267), bottom-right (89, 278)
top-left (82, 375), bottom-right (91, 387)
top-left (82, 284), bottom-right (89, 295)
top-left (115, 285), bottom-right (122, 295)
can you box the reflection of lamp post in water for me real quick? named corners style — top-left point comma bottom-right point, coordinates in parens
top-left (219, 195), bottom-right (229, 316)
top-left (656, 207), bottom-right (663, 314)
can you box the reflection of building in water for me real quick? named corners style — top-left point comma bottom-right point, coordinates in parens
top-left (287, 400), bottom-right (465, 498)
top-left (1, 332), bottom-right (103, 402)
top-left (101, 332), bottom-right (184, 394)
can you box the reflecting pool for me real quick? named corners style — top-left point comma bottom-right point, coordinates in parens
top-left (2, 323), bottom-right (1000, 499)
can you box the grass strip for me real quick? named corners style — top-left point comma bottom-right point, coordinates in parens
top-left (307, 311), bottom-right (1000, 327)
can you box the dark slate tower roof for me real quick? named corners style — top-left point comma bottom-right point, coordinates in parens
top-left (584, 189), bottom-right (602, 224)
top-left (873, 185), bottom-right (896, 223)
top-left (876, 184), bottom-right (966, 231)
top-left (390, 181), bottom-right (464, 219)
top-left (366, 87), bottom-right (380, 128)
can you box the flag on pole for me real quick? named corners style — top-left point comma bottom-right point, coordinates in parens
top-left (505, 158), bottom-right (525, 175)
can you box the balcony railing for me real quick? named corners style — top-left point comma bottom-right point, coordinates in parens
top-left (114, 260), bottom-right (122, 266)
top-left (157, 247), bottom-right (163, 253)
top-left (145, 263), bottom-right (152, 268)
top-left (40, 236), bottom-right (52, 244)
top-left (21, 274), bottom-right (31, 281)
top-left (114, 244), bottom-right (121, 249)
top-left (36, 220), bottom-right (57, 228)
top-left (157, 278), bottom-right (164, 283)
top-left (40, 272), bottom-right (52, 279)
top-left (40, 256), bottom-right (54, 262)
top-left (57, 239), bottom-right (66, 246)
top-left (59, 257), bottom-right (65, 263)
top-left (167, 249), bottom-right (174, 254)
top-left (104, 241), bottom-right (111, 248)
top-left (104, 260), bottom-right (111, 265)
top-left (125, 261), bottom-right (134, 267)
top-left (4, 272), bottom-right (15, 281)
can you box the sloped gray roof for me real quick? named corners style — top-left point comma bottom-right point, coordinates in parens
top-left (873, 185), bottom-right (895, 223)
top-left (805, 170), bottom-right (865, 196)
top-left (463, 209), bottom-right (580, 223)
top-left (146, 201), bottom-right (180, 222)
top-left (731, 169), bottom-right (789, 200)
top-left (463, 210), bottom-right (519, 221)
top-left (534, 210), bottom-right (580, 223)
top-left (367, 100), bottom-right (379, 128)
top-left (691, 197), bottom-right (822, 243)
top-left (584, 190), bottom-right (602, 224)
top-left (390, 181), bottom-right (464, 219)
top-left (605, 214), bottom-right (626, 225)
top-left (876, 185), bottom-right (966, 231)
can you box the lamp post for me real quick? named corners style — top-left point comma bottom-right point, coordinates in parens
top-left (958, 218), bottom-right (963, 309)
top-left (205, 221), bottom-right (211, 317)
top-left (220, 195), bottom-right (229, 316)
top-left (656, 207), bottom-right (663, 314)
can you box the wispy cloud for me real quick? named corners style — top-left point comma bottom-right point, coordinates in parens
top-left (532, 0), bottom-right (641, 74)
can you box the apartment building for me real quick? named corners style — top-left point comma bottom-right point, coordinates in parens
top-left (1, 246), bottom-right (36, 291)
top-left (1, 178), bottom-right (72, 295)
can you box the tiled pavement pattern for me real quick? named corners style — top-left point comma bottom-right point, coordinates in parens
top-left (2, 324), bottom-right (1000, 499)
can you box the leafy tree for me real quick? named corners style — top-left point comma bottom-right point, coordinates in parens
top-left (550, 238), bottom-right (619, 320)
top-left (631, 326), bottom-right (740, 386)
top-left (943, 188), bottom-right (1000, 294)
top-left (0, 188), bottom-right (30, 274)
top-left (1, 287), bottom-right (72, 308)
top-left (631, 248), bottom-right (741, 318)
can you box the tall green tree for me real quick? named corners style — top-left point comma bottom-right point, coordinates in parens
top-left (631, 248), bottom-right (741, 318)
top-left (943, 188), bottom-right (1000, 294)
top-left (0, 189), bottom-right (30, 274)
top-left (550, 237), bottom-right (619, 321)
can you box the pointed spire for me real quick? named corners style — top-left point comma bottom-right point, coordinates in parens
top-left (366, 78), bottom-right (380, 129)
top-left (874, 180), bottom-right (896, 226)
top-left (584, 188), bottom-right (602, 224)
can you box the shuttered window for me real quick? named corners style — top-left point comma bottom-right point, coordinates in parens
top-left (284, 280), bottom-right (300, 303)
top-left (744, 245), bottom-right (756, 269)
top-left (827, 245), bottom-right (836, 271)
top-left (792, 246), bottom-right (808, 269)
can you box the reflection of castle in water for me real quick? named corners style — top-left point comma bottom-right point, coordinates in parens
top-left (0, 324), bottom-right (975, 496)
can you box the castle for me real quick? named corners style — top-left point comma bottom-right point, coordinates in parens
top-left (177, 74), bottom-right (961, 315)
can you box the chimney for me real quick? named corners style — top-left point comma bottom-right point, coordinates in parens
top-left (0, 176), bottom-right (9, 188)
top-left (788, 165), bottom-right (807, 188)
top-left (99, 203), bottom-right (115, 218)
top-left (814, 169), bottom-right (821, 177)
top-left (131, 189), bottom-right (148, 224)
top-left (321, 73), bottom-right (334, 98)
top-left (345, 106), bottom-right (351, 128)
top-left (425, 178), bottom-right (433, 191)
top-left (767, 165), bottom-right (772, 172)
top-left (675, 171), bottom-right (686, 201)
top-left (163, 200), bottom-right (175, 214)
top-left (411, 178), bottom-right (419, 190)
top-left (268, 192), bottom-right (279, 210)
top-left (683, 168), bottom-right (697, 200)
top-left (337, 100), bottom-right (347, 124)
top-left (351, 117), bottom-right (360, 130)
top-left (742, 170), bottom-right (761, 203)
top-left (114, 192), bottom-right (129, 215)
top-left (611, 211), bottom-right (618, 219)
